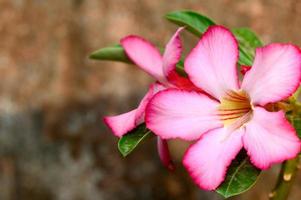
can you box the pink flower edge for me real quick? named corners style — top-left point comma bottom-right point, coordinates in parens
top-left (182, 127), bottom-right (244, 190)
top-left (184, 25), bottom-right (240, 100)
top-left (243, 107), bottom-right (301, 169)
top-left (241, 43), bottom-right (301, 106)
top-left (121, 35), bottom-right (165, 82)
top-left (103, 109), bottom-right (137, 137)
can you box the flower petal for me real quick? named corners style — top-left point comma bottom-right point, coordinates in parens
top-left (167, 70), bottom-right (203, 91)
top-left (157, 137), bottom-right (175, 171)
top-left (104, 109), bottom-right (137, 137)
top-left (185, 26), bottom-right (239, 100)
top-left (104, 83), bottom-right (166, 138)
top-left (121, 36), bottom-right (165, 82)
top-left (145, 89), bottom-right (222, 141)
top-left (240, 65), bottom-right (251, 76)
top-left (243, 107), bottom-right (301, 169)
top-left (163, 27), bottom-right (184, 78)
top-left (135, 83), bottom-right (166, 124)
top-left (183, 128), bottom-right (244, 190)
top-left (241, 44), bottom-right (301, 105)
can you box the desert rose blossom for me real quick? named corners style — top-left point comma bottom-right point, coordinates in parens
top-left (145, 25), bottom-right (301, 190)
top-left (104, 28), bottom-right (198, 169)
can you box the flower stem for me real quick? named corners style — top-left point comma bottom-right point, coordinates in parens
top-left (269, 155), bottom-right (300, 200)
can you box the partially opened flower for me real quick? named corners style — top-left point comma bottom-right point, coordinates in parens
top-left (104, 28), bottom-right (198, 169)
top-left (145, 25), bottom-right (301, 190)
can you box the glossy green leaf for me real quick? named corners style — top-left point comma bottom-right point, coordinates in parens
top-left (118, 124), bottom-right (153, 157)
top-left (165, 10), bottom-right (215, 36)
top-left (216, 151), bottom-right (261, 198)
top-left (232, 28), bottom-right (263, 66)
top-left (89, 44), bottom-right (132, 63)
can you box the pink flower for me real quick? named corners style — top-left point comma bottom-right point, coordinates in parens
top-left (145, 25), bottom-right (301, 190)
top-left (104, 28), bottom-right (198, 169)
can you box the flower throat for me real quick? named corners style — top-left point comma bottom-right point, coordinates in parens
top-left (218, 90), bottom-right (252, 129)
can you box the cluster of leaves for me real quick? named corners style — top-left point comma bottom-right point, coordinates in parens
top-left (90, 11), bottom-right (300, 198)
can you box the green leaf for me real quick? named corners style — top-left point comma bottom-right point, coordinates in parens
top-left (165, 10), bottom-right (215, 37)
top-left (232, 28), bottom-right (263, 66)
top-left (216, 151), bottom-right (261, 198)
top-left (293, 118), bottom-right (301, 138)
top-left (118, 124), bottom-right (153, 157)
top-left (288, 115), bottom-right (301, 139)
top-left (89, 44), bottom-right (132, 63)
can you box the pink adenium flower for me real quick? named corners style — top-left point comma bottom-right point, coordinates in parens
top-left (104, 28), bottom-right (198, 169)
top-left (145, 25), bottom-right (301, 190)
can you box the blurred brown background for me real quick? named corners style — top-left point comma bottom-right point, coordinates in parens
top-left (0, 0), bottom-right (301, 199)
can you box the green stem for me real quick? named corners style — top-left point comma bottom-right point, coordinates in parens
top-left (269, 155), bottom-right (300, 200)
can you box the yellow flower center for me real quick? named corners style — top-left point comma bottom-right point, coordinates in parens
top-left (218, 90), bottom-right (253, 129)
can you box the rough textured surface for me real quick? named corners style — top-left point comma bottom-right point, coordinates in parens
top-left (0, 0), bottom-right (301, 199)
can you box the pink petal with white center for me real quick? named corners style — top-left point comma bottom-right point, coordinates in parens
top-left (145, 89), bottom-right (222, 141)
top-left (243, 107), bottom-right (301, 170)
top-left (121, 36), bottom-right (165, 82)
top-left (104, 109), bottom-right (137, 137)
top-left (183, 127), bottom-right (244, 190)
top-left (185, 26), bottom-right (239, 100)
top-left (157, 137), bottom-right (175, 171)
top-left (241, 44), bottom-right (301, 106)
top-left (163, 27), bottom-right (184, 78)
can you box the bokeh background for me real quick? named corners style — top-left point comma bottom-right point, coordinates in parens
top-left (0, 0), bottom-right (301, 199)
